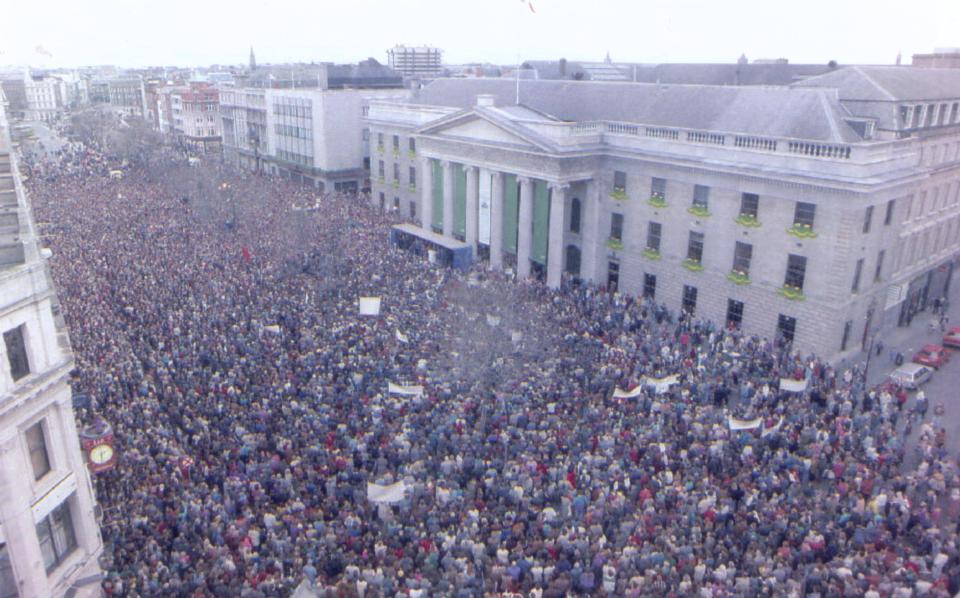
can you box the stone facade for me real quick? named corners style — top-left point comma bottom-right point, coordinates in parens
top-left (365, 73), bottom-right (960, 361)
top-left (0, 89), bottom-right (103, 597)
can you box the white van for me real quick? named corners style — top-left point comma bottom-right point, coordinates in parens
top-left (889, 362), bottom-right (933, 390)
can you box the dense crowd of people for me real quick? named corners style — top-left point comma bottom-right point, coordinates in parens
top-left (19, 130), bottom-right (960, 597)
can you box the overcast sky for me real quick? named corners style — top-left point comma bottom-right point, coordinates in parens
top-left (3, 0), bottom-right (958, 69)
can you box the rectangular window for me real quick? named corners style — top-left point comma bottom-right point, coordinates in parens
top-left (409, 138), bottom-right (416, 153)
top-left (841, 320), bottom-right (852, 351)
top-left (733, 241), bottom-right (752, 276)
top-left (36, 499), bottom-right (77, 573)
top-left (26, 421), bottom-right (50, 480)
top-left (682, 285), bottom-right (698, 314)
top-left (863, 205), bottom-right (874, 233)
top-left (613, 171), bottom-right (626, 192)
top-left (0, 544), bottom-right (16, 598)
top-left (884, 199), bottom-right (895, 225)
top-left (378, 160), bottom-right (384, 177)
top-left (409, 202), bottom-right (416, 219)
top-left (874, 250), bottom-right (885, 282)
top-left (392, 135), bottom-right (399, 149)
top-left (687, 231), bottom-right (704, 263)
top-left (777, 314), bottom-right (797, 344)
top-left (726, 299), bottom-right (744, 329)
top-left (740, 192), bottom-right (759, 218)
top-left (610, 213), bottom-right (624, 241)
top-left (408, 166), bottom-right (416, 186)
top-left (393, 196), bottom-right (400, 210)
top-left (793, 201), bottom-right (816, 228)
top-left (692, 185), bottom-right (709, 210)
top-left (377, 132), bottom-right (383, 147)
top-left (393, 163), bottom-right (400, 181)
top-left (643, 273), bottom-right (656, 299)
top-left (784, 254), bottom-right (807, 291)
top-left (646, 221), bottom-right (661, 252)
top-left (852, 258), bottom-right (864, 293)
top-left (651, 177), bottom-right (666, 199)
top-left (4, 325), bottom-right (30, 382)
top-left (569, 198), bottom-right (581, 233)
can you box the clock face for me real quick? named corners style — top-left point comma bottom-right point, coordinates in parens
top-left (89, 444), bottom-right (114, 465)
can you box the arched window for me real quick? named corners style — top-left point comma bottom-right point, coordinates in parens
top-left (569, 197), bottom-right (581, 233)
top-left (565, 244), bottom-right (581, 276)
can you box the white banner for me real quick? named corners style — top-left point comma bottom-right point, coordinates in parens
top-left (388, 382), bottom-right (424, 397)
top-left (395, 330), bottom-right (409, 343)
top-left (779, 378), bottom-right (807, 393)
top-left (359, 297), bottom-right (381, 316)
top-left (648, 375), bottom-right (679, 395)
top-left (366, 481), bottom-right (407, 504)
top-left (762, 417), bottom-right (785, 437)
top-left (613, 384), bottom-right (644, 399)
top-left (729, 416), bottom-right (763, 430)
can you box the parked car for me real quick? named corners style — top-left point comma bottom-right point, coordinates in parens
top-left (889, 362), bottom-right (934, 390)
top-left (912, 344), bottom-right (950, 369)
top-left (943, 326), bottom-right (960, 349)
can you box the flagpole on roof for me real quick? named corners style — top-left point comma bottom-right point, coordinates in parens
top-left (515, 54), bottom-right (520, 105)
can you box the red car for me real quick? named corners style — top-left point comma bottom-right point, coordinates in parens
top-left (913, 344), bottom-right (950, 369)
top-left (943, 327), bottom-right (960, 349)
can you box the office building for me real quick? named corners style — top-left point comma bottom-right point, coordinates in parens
top-left (0, 87), bottom-right (104, 598)
top-left (365, 69), bottom-right (960, 360)
top-left (387, 45), bottom-right (443, 79)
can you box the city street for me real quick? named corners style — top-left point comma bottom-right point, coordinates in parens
top-left (857, 293), bottom-right (960, 458)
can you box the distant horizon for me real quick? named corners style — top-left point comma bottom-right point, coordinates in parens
top-left (0, 53), bottom-right (917, 73)
top-left (3, 0), bottom-right (955, 71)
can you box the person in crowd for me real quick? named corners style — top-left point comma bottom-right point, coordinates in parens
top-left (21, 130), bottom-right (960, 597)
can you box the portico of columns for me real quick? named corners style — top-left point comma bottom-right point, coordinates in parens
top-left (417, 157), bottom-right (595, 289)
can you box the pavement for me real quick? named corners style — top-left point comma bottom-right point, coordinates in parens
top-left (847, 289), bottom-right (960, 459)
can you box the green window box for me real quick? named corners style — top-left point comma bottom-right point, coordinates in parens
top-left (648, 195), bottom-right (667, 208)
top-left (779, 285), bottom-right (806, 301)
top-left (735, 213), bottom-right (761, 228)
top-left (727, 270), bottom-right (751, 285)
top-left (642, 247), bottom-right (661, 260)
top-left (610, 188), bottom-right (628, 201)
top-left (607, 238), bottom-right (624, 250)
top-left (787, 223), bottom-right (818, 239)
top-left (682, 258), bottom-right (704, 272)
top-left (687, 205), bottom-right (711, 218)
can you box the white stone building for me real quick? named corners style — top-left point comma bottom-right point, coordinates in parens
top-left (0, 90), bottom-right (104, 596)
top-left (387, 45), bottom-right (443, 79)
top-left (222, 87), bottom-right (408, 192)
top-left (365, 69), bottom-right (960, 360)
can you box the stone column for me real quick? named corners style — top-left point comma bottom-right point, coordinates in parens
top-left (581, 180), bottom-right (601, 283)
top-left (0, 428), bottom-right (50, 597)
top-left (55, 393), bottom-right (103, 561)
top-left (419, 157), bottom-right (433, 232)
top-left (442, 161), bottom-right (454, 237)
top-left (465, 166), bottom-right (479, 249)
top-left (516, 176), bottom-right (534, 279)
top-left (490, 172), bottom-right (504, 270)
top-left (546, 183), bottom-right (567, 289)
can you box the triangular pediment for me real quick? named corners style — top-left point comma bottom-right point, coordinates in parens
top-left (435, 117), bottom-right (536, 147)
top-left (418, 111), bottom-right (552, 150)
